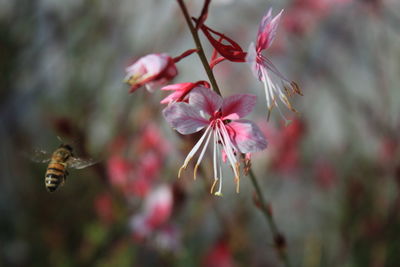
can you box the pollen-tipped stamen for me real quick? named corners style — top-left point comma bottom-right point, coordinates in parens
top-left (178, 125), bottom-right (211, 179)
top-left (210, 178), bottom-right (218, 194)
top-left (291, 81), bottom-right (303, 96)
top-left (193, 164), bottom-right (199, 180)
top-left (234, 162), bottom-right (240, 193)
top-left (218, 123), bottom-right (240, 180)
top-left (178, 164), bottom-right (188, 178)
top-left (193, 128), bottom-right (213, 180)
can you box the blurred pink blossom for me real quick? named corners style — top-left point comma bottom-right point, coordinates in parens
top-left (107, 124), bottom-right (170, 198)
top-left (130, 185), bottom-right (173, 240)
top-left (283, 0), bottom-right (353, 35)
top-left (124, 53), bottom-right (178, 93)
top-left (107, 154), bottom-right (133, 188)
top-left (163, 87), bottom-right (267, 195)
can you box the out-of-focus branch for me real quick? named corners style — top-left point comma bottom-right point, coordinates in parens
top-left (248, 168), bottom-right (291, 267)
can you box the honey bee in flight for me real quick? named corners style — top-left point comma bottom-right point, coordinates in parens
top-left (32, 144), bottom-right (97, 192)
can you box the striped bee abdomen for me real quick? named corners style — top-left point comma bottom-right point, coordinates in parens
top-left (45, 162), bottom-right (66, 192)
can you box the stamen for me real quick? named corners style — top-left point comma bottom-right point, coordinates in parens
top-left (213, 130), bottom-right (218, 182)
top-left (210, 178), bottom-right (218, 194)
top-left (235, 162), bottom-right (240, 193)
top-left (291, 81), bottom-right (303, 96)
top-left (178, 125), bottom-right (211, 178)
top-left (215, 134), bottom-right (223, 197)
top-left (217, 121), bottom-right (240, 180)
top-left (235, 176), bottom-right (240, 193)
top-left (193, 128), bottom-right (213, 180)
top-left (193, 164), bottom-right (199, 180)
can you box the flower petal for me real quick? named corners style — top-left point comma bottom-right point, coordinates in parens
top-left (161, 82), bottom-right (191, 91)
top-left (160, 91), bottom-right (181, 104)
top-left (222, 94), bottom-right (257, 120)
top-left (189, 87), bottom-right (223, 116)
top-left (257, 9), bottom-right (283, 52)
top-left (226, 119), bottom-right (267, 153)
top-left (163, 102), bottom-right (208, 134)
top-left (126, 54), bottom-right (167, 79)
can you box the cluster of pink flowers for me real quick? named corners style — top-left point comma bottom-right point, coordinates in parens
top-left (106, 123), bottom-right (169, 198)
top-left (123, 6), bottom-right (302, 196)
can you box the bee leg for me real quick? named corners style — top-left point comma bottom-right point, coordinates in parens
top-left (60, 172), bottom-right (68, 186)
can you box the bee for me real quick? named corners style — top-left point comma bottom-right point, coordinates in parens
top-left (32, 144), bottom-right (97, 192)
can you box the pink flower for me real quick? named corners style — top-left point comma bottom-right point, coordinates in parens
top-left (246, 8), bottom-right (302, 122)
top-left (107, 154), bottom-right (133, 188)
top-left (163, 87), bottom-right (267, 196)
top-left (124, 53), bottom-right (178, 93)
top-left (283, 0), bottom-right (352, 36)
top-left (130, 185), bottom-right (173, 239)
top-left (107, 124), bottom-right (170, 198)
top-left (160, 81), bottom-right (210, 105)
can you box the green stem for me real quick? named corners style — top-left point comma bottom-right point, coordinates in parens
top-left (176, 0), bottom-right (222, 95)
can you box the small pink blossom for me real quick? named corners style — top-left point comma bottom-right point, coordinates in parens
top-left (246, 8), bottom-right (302, 122)
top-left (124, 53), bottom-right (178, 93)
top-left (107, 125), bottom-right (169, 198)
top-left (283, 0), bottom-right (352, 36)
top-left (130, 185), bottom-right (173, 240)
top-left (107, 154), bottom-right (133, 188)
top-left (163, 87), bottom-right (267, 196)
top-left (160, 81), bottom-right (210, 105)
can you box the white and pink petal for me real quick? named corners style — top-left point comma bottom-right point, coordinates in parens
top-left (163, 102), bottom-right (208, 135)
top-left (256, 9), bottom-right (283, 51)
top-left (189, 87), bottom-right (222, 116)
top-left (226, 119), bottom-right (267, 153)
top-left (222, 94), bottom-right (257, 120)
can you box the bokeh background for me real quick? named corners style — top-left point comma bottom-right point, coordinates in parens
top-left (1, 0), bottom-right (400, 266)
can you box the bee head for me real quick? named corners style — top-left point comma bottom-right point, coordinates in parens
top-left (59, 144), bottom-right (73, 152)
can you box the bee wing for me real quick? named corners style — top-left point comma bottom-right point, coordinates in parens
top-left (30, 149), bottom-right (52, 163)
top-left (68, 157), bottom-right (98, 169)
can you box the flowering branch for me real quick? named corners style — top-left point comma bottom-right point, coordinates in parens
top-left (176, 1), bottom-right (291, 266)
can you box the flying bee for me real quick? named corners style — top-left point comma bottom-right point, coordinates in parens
top-left (32, 144), bottom-right (97, 192)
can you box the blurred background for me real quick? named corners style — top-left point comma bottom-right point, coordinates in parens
top-left (1, 0), bottom-right (400, 266)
